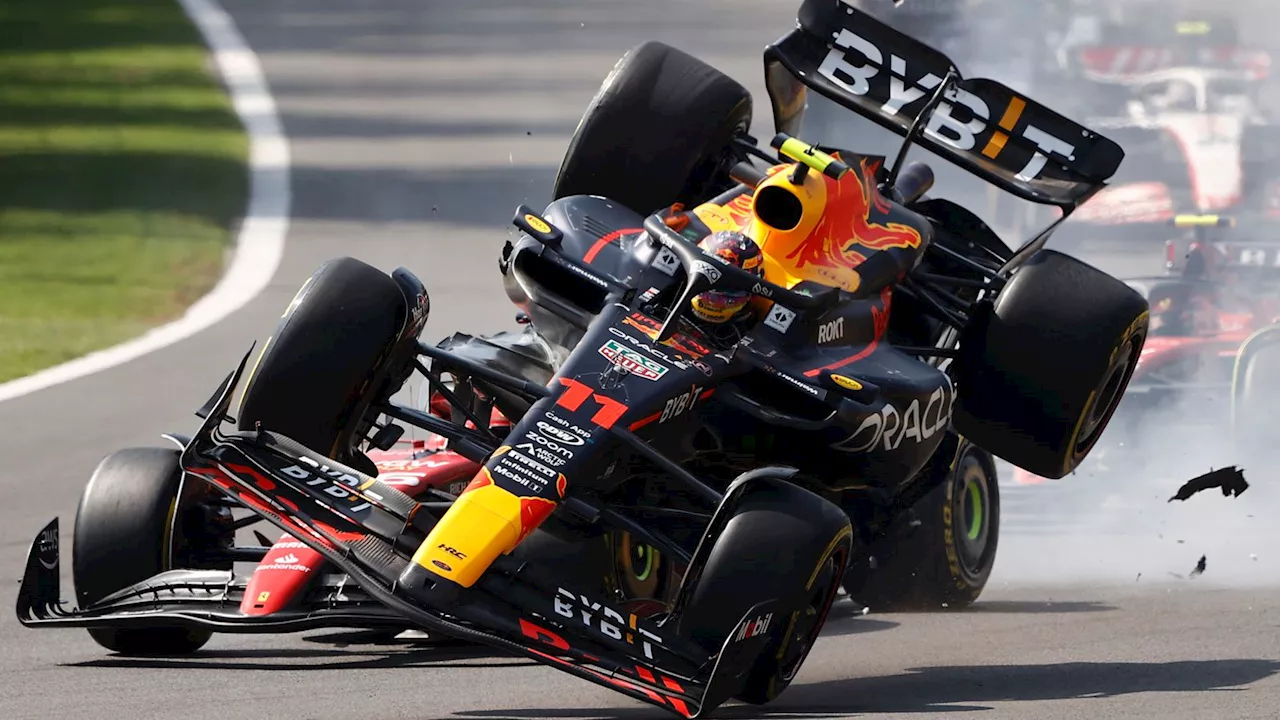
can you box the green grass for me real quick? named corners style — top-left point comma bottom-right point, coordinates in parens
top-left (0, 0), bottom-right (248, 382)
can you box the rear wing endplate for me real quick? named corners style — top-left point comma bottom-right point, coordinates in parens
top-left (763, 0), bottom-right (1126, 211)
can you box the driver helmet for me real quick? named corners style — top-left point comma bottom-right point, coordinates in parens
top-left (689, 230), bottom-right (765, 324)
top-left (1150, 285), bottom-right (1192, 336)
top-left (1150, 282), bottom-right (1220, 336)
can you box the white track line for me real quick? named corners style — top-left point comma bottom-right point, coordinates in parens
top-left (0, 0), bottom-right (289, 404)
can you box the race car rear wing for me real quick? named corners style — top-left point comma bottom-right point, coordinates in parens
top-left (763, 0), bottom-right (1125, 211)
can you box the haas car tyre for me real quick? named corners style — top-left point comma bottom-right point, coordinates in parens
top-left (954, 249), bottom-right (1149, 479)
top-left (236, 257), bottom-right (420, 474)
top-left (676, 472), bottom-right (853, 706)
top-left (552, 40), bottom-right (753, 215)
top-left (843, 442), bottom-right (1000, 611)
top-left (73, 447), bottom-right (233, 655)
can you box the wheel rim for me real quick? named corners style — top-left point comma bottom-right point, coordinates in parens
top-left (1075, 335), bottom-right (1141, 456)
top-left (777, 543), bottom-right (848, 683)
top-left (952, 457), bottom-right (992, 575)
top-left (630, 543), bottom-right (654, 583)
top-left (965, 479), bottom-right (985, 542)
top-left (617, 532), bottom-right (663, 600)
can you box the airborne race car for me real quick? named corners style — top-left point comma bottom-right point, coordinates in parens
top-left (16, 2), bottom-right (1149, 717)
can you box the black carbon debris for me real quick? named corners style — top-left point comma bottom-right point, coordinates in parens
top-left (1168, 466), bottom-right (1249, 503)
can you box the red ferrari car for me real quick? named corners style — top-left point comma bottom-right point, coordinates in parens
top-left (1015, 214), bottom-right (1280, 485)
top-left (244, 429), bottom-right (486, 625)
top-left (37, 385), bottom-right (685, 644)
top-left (240, 394), bottom-right (686, 626)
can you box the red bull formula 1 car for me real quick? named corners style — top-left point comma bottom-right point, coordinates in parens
top-left (16, 2), bottom-right (1149, 716)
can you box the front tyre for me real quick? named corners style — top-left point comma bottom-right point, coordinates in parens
top-left (675, 476), bottom-right (853, 705)
top-left (552, 40), bottom-right (753, 215)
top-left (73, 447), bottom-right (231, 655)
top-left (235, 257), bottom-right (418, 473)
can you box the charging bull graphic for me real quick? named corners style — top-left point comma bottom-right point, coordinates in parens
top-left (788, 156), bottom-right (923, 271)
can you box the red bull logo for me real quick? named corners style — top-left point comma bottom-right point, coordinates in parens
top-left (518, 497), bottom-right (557, 544)
top-left (787, 158), bottom-right (922, 271)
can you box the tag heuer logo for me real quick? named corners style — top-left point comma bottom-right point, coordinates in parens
top-left (599, 340), bottom-right (667, 381)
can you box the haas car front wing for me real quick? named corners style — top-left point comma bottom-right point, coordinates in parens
top-left (15, 350), bottom-right (779, 719)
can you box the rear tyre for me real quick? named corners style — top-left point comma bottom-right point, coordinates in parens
top-left (73, 447), bottom-right (229, 655)
top-left (954, 249), bottom-right (1149, 479)
top-left (552, 40), bottom-right (753, 215)
top-left (842, 443), bottom-right (1000, 611)
top-left (236, 257), bottom-right (412, 472)
top-left (676, 477), bottom-right (853, 705)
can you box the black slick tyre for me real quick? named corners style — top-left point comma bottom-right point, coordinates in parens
top-left (552, 40), bottom-right (753, 215)
top-left (235, 257), bottom-right (410, 472)
top-left (842, 443), bottom-right (1000, 611)
top-left (954, 249), bottom-right (1149, 479)
top-left (676, 479), bottom-right (852, 705)
top-left (73, 447), bottom-right (219, 655)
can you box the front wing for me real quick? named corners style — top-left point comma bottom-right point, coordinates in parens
top-left (16, 529), bottom-right (408, 634)
top-left (16, 349), bottom-right (784, 719)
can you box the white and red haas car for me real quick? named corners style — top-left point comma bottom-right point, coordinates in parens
top-left (1048, 11), bottom-right (1280, 228)
top-left (1061, 65), bottom-right (1280, 238)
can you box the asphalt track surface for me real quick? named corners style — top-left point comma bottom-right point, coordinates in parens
top-left (3, 2), bottom-right (1280, 719)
